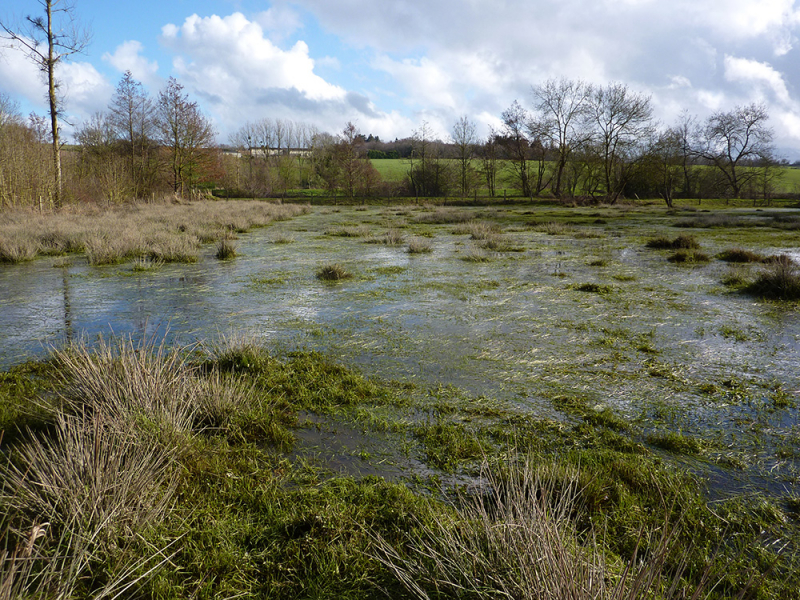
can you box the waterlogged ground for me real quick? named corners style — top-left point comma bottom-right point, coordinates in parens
top-left (1, 202), bottom-right (799, 496)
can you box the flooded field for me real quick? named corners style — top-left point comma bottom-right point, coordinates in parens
top-left (1, 202), bottom-right (798, 496)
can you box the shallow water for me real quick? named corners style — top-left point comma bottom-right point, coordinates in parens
top-left (1, 205), bottom-right (798, 494)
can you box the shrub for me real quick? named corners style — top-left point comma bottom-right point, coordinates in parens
top-left (317, 264), bottom-right (352, 281)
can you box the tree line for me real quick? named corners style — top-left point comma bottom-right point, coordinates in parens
top-left (0, 70), bottom-right (784, 208)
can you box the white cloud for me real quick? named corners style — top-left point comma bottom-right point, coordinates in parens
top-left (0, 38), bottom-right (48, 110)
top-left (103, 41), bottom-right (161, 89)
top-left (0, 38), bottom-right (111, 128)
top-left (724, 55), bottom-right (792, 104)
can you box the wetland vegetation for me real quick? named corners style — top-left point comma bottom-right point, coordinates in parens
top-left (0, 197), bottom-right (799, 598)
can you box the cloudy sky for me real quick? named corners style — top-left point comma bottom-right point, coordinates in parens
top-left (2, 0), bottom-right (800, 156)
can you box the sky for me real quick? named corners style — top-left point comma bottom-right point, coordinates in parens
top-left (2, 0), bottom-right (800, 157)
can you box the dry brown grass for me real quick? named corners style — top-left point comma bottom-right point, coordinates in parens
top-left (0, 200), bottom-right (309, 265)
top-left (373, 456), bottom-right (719, 600)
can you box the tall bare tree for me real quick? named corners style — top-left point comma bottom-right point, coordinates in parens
top-left (586, 83), bottom-right (654, 203)
top-left (694, 103), bottom-right (774, 199)
top-left (156, 77), bottom-right (216, 197)
top-left (451, 115), bottom-right (478, 197)
top-left (498, 101), bottom-right (533, 197)
top-left (533, 78), bottom-right (593, 198)
top-left (1, 0), bottom-right (90, 207)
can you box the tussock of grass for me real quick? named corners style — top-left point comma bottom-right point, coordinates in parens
top-left (412, 208), bottom-right (473, 224)
top-left (746, 256), bottom-right (800, 300)
top-left (460, 247), bottom-right (491, 262)
top-left (374, 455), bottom-right (725, 600)
top-left (325, 225), bottom-right (371, 238)
top-left (317, 263), bottom-right (352, 281)
top-left (534, 221), bottom-right (576, 235)
top-left (646, 234), bottom-right (700, 250)
top-left (667, 249), bottom-right (710, 263)
top-left (575, 282), bottom-right (613, 293)
top-left (407, 238), bottom-right (433, 254)
top-left (215, 238), bottom-right (237, 260)
top-left (718, 248), bottom-right (764, 263)
top-left (452, 220), bottom-right (502, 239)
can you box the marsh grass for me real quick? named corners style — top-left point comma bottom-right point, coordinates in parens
top-left (461, 246), bottom-right (491, 262)
top-left (317, 263), bottom-right (352, 281)
top-left (412, 208), bottom-right (473, 224)
top-left (575, 282), bottom-right (613, 293)
top-left (646, 234), bottom-right (701, 250)
top-left (535, 221), bottom-right (577, 235)
top-left (407, 238), bottom-right (434, 254)
top-left (0, 201), bottom-right (307, 266)
top-left (718, 248), bottom-right (764, 263)
top-left (373, 456), bottom-right (722, 600)
top-left (215, 237), bottom-right (237, 260)
top-left (667, 249), bottom-right (710, 263)
top-left (746, 255), bottom-right (800, 300)
top-left (325, 225), bottom-right (371, 238)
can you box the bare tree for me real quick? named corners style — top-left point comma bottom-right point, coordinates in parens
top-left (1, 0), bottom-right (90, 207)
top-left (451, 115), bottom-right (478, 197)
top-left (109, 71), bottom-right (157, 198)
top-left (694, 103), bottom-right (774, 199)
top-left (533, 78), bottom-right (593, 198)
top-left (498, 101), bottom-right (533, 197)
top-left (478, 128), bottom-right (500, 198)
top-left (156, 77), bottom-right (216, 197)
top-left (586, 82), bottom-right (654, 203)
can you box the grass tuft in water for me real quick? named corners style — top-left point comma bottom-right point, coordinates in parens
top-left (745, 255), bottom-right (800, 300)
top-left (317, 263), bottom-right (352, 281)
top-left (718, 248), bottom-right (764, 263)
top-left (215, 238), bottom-right (238, 260)
top-left (667, 249), bottom-right (710, 263)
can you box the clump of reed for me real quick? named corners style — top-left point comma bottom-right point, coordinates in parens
top-left (461, 247), bottom-right (491, 263)
top-left (325, 225), bottom-right (371, 238)
top-left (373, 456), bottom-right (717, 600)
top-left (533, 221), bottom-right (576, 236)
top-left (646, 234), bottom-right (700, 250)
top-left (0, 336), bottom-right (201, 598)
top-left (377, 228), bottom-right (405, 246)
top-left (667, 249), bottom-right (710, 263)
top-left (0, 235), bottom-right (40, 263)
top-left (317, 263), bottom-right (352, 281)
top-left (0, 200), bottom-right (309, 266)
top-left (408, 238), bottom-right (434, 254)
top-left (215, 237), bottom-right (238, 260)
top-left (718, 248), bottom-right (764, 263)
top-left (452, 220), bottom-right (502, 239)
top-left (412, 208), bottom-right (473, 224)
top-left (746, 255), bottom-right (800, 300)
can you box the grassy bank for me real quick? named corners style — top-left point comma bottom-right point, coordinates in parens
top-left (0, 336), bottom-right (798, 598)
top-left (0, 200), bottom-right (309, 265)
